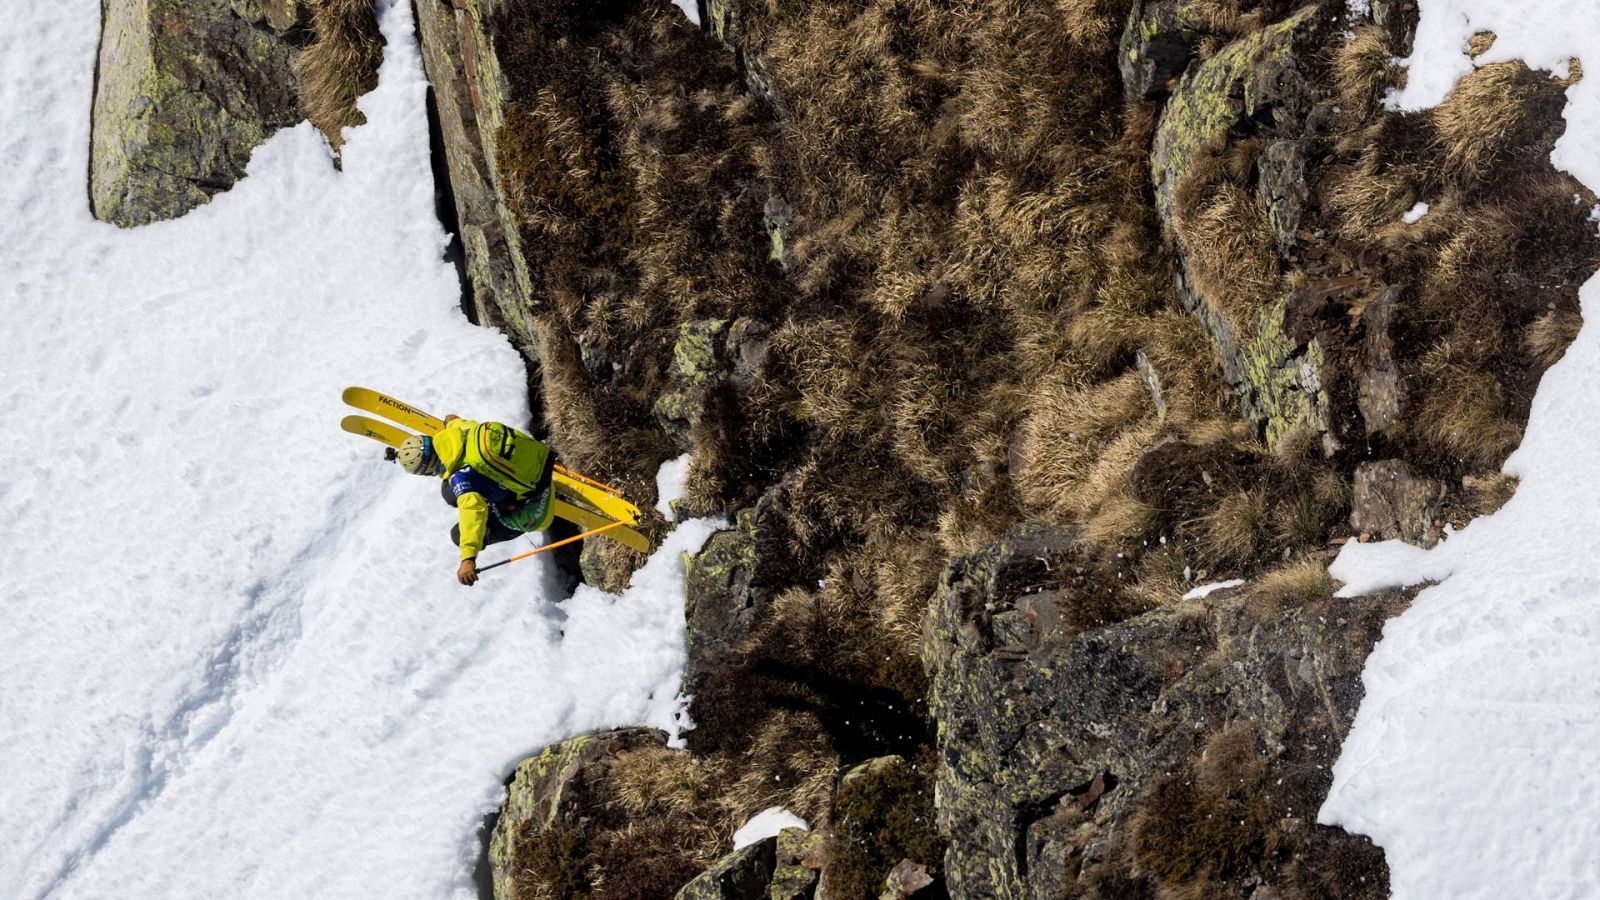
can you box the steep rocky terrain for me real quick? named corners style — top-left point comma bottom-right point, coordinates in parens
top-left (88, 0), bottom-right (1598, 896)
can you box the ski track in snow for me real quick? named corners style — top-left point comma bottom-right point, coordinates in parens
top-left (1322, 1), bottom-right (1600, 897)
top-left (0, 2), bottom-right (717, 898)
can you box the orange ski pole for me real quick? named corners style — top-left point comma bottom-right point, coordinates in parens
top-left (476, 520), bottom-right (629, 574)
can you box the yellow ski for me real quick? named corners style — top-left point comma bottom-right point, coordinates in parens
top-left (341, 414), bottom-right (413, 449)
top-left (554, 473), bottom-right (642, 525)
top-left (342, 386), bottom-right (445, 435)
top-left (552, 499), bottom-right (651, 552)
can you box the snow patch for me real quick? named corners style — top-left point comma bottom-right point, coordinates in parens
top-left (1321, 1), bottom-right (1600, 896)
top-left (1402, 201), bottom-right (1430, 223)
top-left (1181, 579), bottom-right (1245, 600)
top-left (673, 0), bottom-right (701, 25)
top-left (733, 807), bottom-right (810, 850)
top-left (656, 453), bottom-right (692, 521)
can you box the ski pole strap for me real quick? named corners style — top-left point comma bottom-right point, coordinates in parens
top-left (476, 520), bottom-right (629, 574)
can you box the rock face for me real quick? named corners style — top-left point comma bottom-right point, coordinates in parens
top-left (1118, 0), bottom-right (1202, 100)
top-left (925, 525), bottom-right (1401, 897)
top-left (413, 0), bottom-right (537, 346)
top-left (91, 0), bottom-right (305, 226)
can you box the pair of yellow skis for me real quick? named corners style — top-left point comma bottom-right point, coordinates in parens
top-left (339, 387), bottom-right (649, 553)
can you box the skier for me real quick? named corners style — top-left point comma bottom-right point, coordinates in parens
top-left (392, 415), bottom-right (556, 586)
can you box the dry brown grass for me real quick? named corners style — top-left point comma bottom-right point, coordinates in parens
top-left (1015, 372), bottom-right (1162, 524)
top-left (1525, 307), bottom-right (1584, 367)
top-left (1334, 25), bottom-right (1398, 111)
top-left (1191, 488), bottom-right (1268, 566)
top-left (1433, 62), bottom-right (1564, 177)
top-left (1244, 557), bottom-right (1333, 620)
top-left (294, 0), bottom-right (383, 158)
top-left (1175, 181), bottom-right (1284, 334)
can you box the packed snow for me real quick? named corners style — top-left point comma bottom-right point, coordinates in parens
top-left (732, 807), bottom-right (810, 850)
top-left (673, 0), bottom-right (702, 26)
top-left (1321, 1), bottom-right (1600, 896)
top-left (1180, 578), bottom-right (1246, 600)
top-left (0, 1), bottom-right (717, 898)
top-left (656, 453), bottom-right (692, 520)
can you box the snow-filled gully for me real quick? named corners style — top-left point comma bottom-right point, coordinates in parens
top-left (0, 2), bottom-right (714, 897)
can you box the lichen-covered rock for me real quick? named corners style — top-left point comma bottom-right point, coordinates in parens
top-left (1151, 6), bottom-right (1329, 449)
top-left (683, 487), bottom-right (802, 693)
top-left (414, 0), bottom-right (539, 347)
top-left (1118, 0), bottom-right (1203, 100)
top-left (1258, 139), bottom-right (1308, 256)
top-left (769, 828), bottom-right (822, 900)
top-left (925, 524), bottom-right (1401, 897)
top-left (1351, 460), bottom-right (1445, 547)
top-left (91, 0), bottom-right (304, 227)
top-left (1150, 6), bottom-right (1318, 223)
top-left (676, 837), bottom-right (779, 900)
top-left (656, 319), bottom-right (733, 449)
top-left (488, 727), bottom-right (668, 900)
top-left (763, 197), bottom-right (794, 270)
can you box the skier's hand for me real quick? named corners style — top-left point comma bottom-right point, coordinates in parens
top-left (457, 558), bottom-right (478, 586)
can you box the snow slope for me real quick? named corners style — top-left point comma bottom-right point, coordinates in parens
top-left (1320, 3), bottom-right (1600, 896)
top-left (0, 2), bottom-right (714, 897)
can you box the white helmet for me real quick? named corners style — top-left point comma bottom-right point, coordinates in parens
top-left (395, 435), bottom-right (441, 476)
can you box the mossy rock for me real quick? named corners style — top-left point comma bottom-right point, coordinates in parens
top-left (1150, 6), bottom-right (1319, 223)
top-left (1150, 7), bottom-right (1331, 449)
top-left (770, 828), bottom-right (822, 900)
top-left (91, 0), bottom-right (304, 226)
top-left (1118, 0), bottom-right (1204, 100)
top-left (822, 756), bottom-right (944, 900)
top-left (655, 319), bottom-right (733, 449)
top-left (489, 727), bottom-right (668, 900)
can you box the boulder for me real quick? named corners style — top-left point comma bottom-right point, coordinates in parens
top-left (924, 524), bottom-right (1401, 897)
top-left (682, 488), bottom-right (800, 693)
top-left (1357, 287), bottom-right (1404, 435)
top-left (675, 837), bottom-right (779, 900)
top-left (91, 0), bottom-right (304, 226)
top-left (1350, 460), bottom-right (1445, 547)
top-left (879, 859), bottom-right (936, 899)
top-left (487, 727), bottom-right (668, 900)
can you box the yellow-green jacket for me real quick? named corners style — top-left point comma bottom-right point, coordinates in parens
top-left (433, 418), bottom-right (554, 559)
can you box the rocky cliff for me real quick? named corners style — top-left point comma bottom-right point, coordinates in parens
top-left (90, 0), bottom-right (1597, 895)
